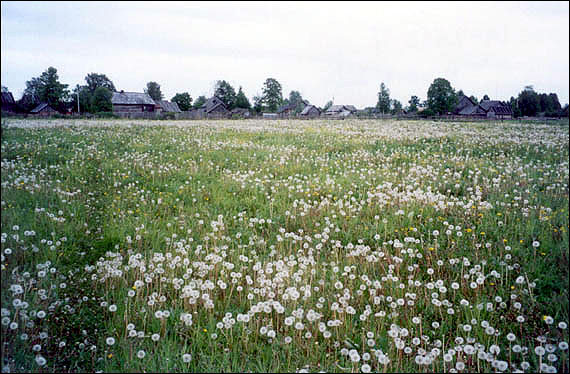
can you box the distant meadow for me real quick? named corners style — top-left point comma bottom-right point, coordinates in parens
top-left (1, 118), bottom-right (568, 373)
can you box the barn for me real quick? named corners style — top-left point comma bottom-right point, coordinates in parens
top-left (111, 91), bottom-right (156, 113)
top-left (30, 103), bottom-right (59, 116)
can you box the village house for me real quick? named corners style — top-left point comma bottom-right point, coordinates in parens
top-left (453, 95), bottom-right (487, 117)
top-left (324, 104), bottom-right (357, 118)
top-left (199, 96), bottom-right (229, 116)
top-left (277, 100), bottom-right (309, 118)
top-left (30, 103), bottom-right (59, 116)
top-left (230, 107), bottom-right (251, 118)
top-left (299, 104), bottom-right (321, 118)
top-left (453, 94), bottom-right (512, 119)
top-left (154, 100), bottom-right (182, 113)
top-left (111, 91), bottom-right (156, 113)
top-left (479, 100), bottom-right (513, 119)
top-left (1, 90), bottom-right (18, 113)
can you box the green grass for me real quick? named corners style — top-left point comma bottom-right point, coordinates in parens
top-left (1, 118), bottom-right (569, 373)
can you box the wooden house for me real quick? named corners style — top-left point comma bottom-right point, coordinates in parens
top-left (299, 105), bottom-right (321, 118)
top-left (30, 103), bottom-right (59, 116)
top-left (324, 104), bottom-right (357, 118)
top-left (230, 108), bottom-right (251, 118)
top-left (111, 91), bottom-right (156, 113)
top-left (453, 95), bottom-right (486, 117)
top-left (277, 100), bottom-right (309, 117)
top-left (155, 100), bottom-right (182, 113)
top-left (199, 96), bottom-right (228, 116)
top-left (479, 100), bottom-right (512, 119)
top-left (1, 91), bottom-right (18, 113)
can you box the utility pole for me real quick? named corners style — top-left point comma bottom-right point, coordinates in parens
top-left (77, 91), bottom-right (80, 113)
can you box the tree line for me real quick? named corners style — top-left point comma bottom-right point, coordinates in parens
top-left (3, 66), bottom-right (568, 118)
top-left (372, 78), bottom-right (567, 118)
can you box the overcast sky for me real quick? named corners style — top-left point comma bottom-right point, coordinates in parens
top-left (2, 1), bottom-right (569, 108)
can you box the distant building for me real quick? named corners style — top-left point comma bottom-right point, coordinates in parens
top-left (111, 91), bottom-right (156, 113)
top-left (155, 100), bottom-right (182, 113)
top-left (230, 108), bottom-right (251, 118)
top-left (479, 100), bottom-right (512, 119)
top-left (454, 94), bottom-right (512, 119)
top-left (199, 96), bottom-right (229, 116)
top-left (30, 103), bottom-right (59, 116)
top-left (262, 113), bottom-right (278, 119)
top-left (1, 91), bottom-right (17, 113)
top-left (299, 105), bottom-right (321, 118)
top-left (324, 104), bottom-right (357, 118)
top-left (453, 95), bottom-right (486, 117)
top-left (277, 100), bottom-right (309, 117)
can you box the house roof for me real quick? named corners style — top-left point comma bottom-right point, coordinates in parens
top-left (30, 103), bottom-right (55, 113)
top-left (479, 100), bottom-right (511, 113)
top-left (1, 92), bottom-right (15, 104)
top-left (201, 96), bottom-right (228, 113)
top-left (326, 105), bottom-right (357, 113)
top-left (277, 102), bottom-right (296, 113)
top-left (453, 95), bottom-right (477, 114)
top-left (458, 104), bottom-right (486, 116)
top-left (300, 105), bottom-right (321, 115)
top-left (277, 100), bottom-right (310, 113)
top-left (111, 91), bottom-right (155, 105)
top-left (156, 100), bottom-right (181, 112)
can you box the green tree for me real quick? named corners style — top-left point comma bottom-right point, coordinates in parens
top-left (253, 95), bottom-right (263, 113)
top-left (426, 78), bottom-right (457, 115)
top-left (23, 67), bottom-right (69, 109)
top-left (85, 73), bottom-right (115, 93)
top-left (145, 82), bottom-right (163, 101)
top-left (391, 99), bottom-right (402, 114)
top-left (235, 87), bottom-right (251, 109)
top-left (71, 85), bottom-right (93, 113)
top-left (214, 80), bottom-right (237, 109)
top-left (171, 92), bottom-right (193, 111)
top-left (193, 95), bottom-right (207, 109)
top-left (288, 90), bottom-right (306, 113)
top-left (482, 94), bottom-right (490, 101)
top-left (91, 87), bottom-right (113, 112)
top-left (260, 78), bottom-right (283, 112)
top-left (509, 96), bottom-right (521, 118)
top-left (469, 95), bottom-right (479, 104)
top-left (407, 95), bottom-right (420, 112)
top-left (517, 86), bottom-right (539, 117)
top-left (546, 93), bottom-right (561, 116)
top-left (20, 77), bottom-right (43, 111)
top-left (376, 82), bottom-right (391, 113)
top-left (323, 100), bottom-right (333, 112)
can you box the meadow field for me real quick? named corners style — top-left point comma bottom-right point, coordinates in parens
top-left (1, 118), bottom-right (569, 373)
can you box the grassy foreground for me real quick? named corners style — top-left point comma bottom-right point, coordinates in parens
top-left (1, 118), bottom-right (569, 373)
